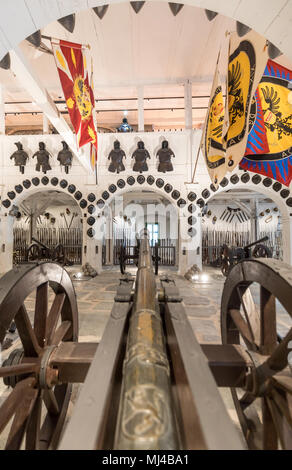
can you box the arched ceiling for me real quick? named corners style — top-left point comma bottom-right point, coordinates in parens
top-left (1, 1), bottom-right (292, 130)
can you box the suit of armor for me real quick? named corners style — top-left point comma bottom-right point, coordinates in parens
top-left (157, 140), bottom-right (174, 172)
top-left (33, 142), bottom-right (52, 173)
top-left (10, 142), bottom-right (29, 174)
top-left (108, 141), bottom-right (126, 173)
top-left (58, 141), bottom-right (73, 174)
top-left (132, 141), bottom-right (150, 173)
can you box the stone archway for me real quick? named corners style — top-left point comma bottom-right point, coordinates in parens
top-left (83, 174), bottom-right (200, 273)
top-left (0, 176), bottom-right (91, 271)
top-left (85, 174), bottom-right (187, 236)
top-left (1, 175), bottom-right (95, 214)
top-left (188, 171), bottom-right (292, 264)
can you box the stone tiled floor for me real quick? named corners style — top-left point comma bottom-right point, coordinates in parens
top-left (0, 263), bottom-right (291, 449)
top-left (72, 266), bottom-right (226, 344)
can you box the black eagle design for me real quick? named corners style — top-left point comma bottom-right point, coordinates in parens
top-left (262, 85), bottom-right (292, 139)
top-left (209, 87), bottom-right (224, 140)
top-left (211, 123), bottom-right (223, 139)
top-left (228, 61), bottom-right (244, 125)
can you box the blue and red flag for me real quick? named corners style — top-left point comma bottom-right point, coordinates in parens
top-left (240, 59), bottom-right (292, 186)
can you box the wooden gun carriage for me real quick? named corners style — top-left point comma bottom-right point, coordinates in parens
top-left (26, 237), bottom-right (66, 265)
top-left (220, 236), bottom-right (272, 276)
top-left (0, 229), bottom-right (291, 450)
top-left (119, 239), bottom-right (160, 275)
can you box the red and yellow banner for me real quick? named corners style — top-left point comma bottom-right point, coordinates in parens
top-left (51, 39), bottom-right (97, 150)
top-left (240, 60), bottom-right (292, 186)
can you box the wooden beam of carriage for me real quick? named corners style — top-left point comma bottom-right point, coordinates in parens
top-left (59, 229), bottom-right (245, 450)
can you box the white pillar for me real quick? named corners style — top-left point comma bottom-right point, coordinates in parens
top-left (178, 213), bottom-right (202, 274)
top-left (0, 84), bottom-right (5, 135)
top-left (85, 238), bottom-right (102, 273)
top-left (250, 199), bottom-right (258, 243)
top-left (105, 217), bottom-right (113, 265)
top-left (0, 214), bottom-right (13, 274)
top-left (184, 80), bottom-right (192, 130)
top-left (137, 86), bottom-right (144, 132)
top-left (282, 214), bottom-right (291, 265)
top-left (43, 113), bottom-right (49, 134)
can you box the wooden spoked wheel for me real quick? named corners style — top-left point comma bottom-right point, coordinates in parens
top-left (27, 244), bottom-right (41, 261)
top-left (252, 244), bottom-right (272, 259)
top-left (0, 262), bottom-right (78, 450)
top-left (221, 258), bottom-right (292, 449)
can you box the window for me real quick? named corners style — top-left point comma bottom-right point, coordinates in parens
top-left (146, 223), bottom-right (159, 246)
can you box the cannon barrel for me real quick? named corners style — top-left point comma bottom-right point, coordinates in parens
top-left (31, 236), bottom-right (49, 250)
top-left (114, 229), bottom-right (179, 449)
top-left (244, 235), bottom-right (269, 249)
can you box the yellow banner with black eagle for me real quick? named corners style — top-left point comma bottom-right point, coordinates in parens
top-left (200, 55), bottom-right (226, 185)
top-left (223, 30), bottom-right (269, 172)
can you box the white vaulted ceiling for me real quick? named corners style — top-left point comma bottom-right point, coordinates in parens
top-left (1, 1), bottom-right (292, 130)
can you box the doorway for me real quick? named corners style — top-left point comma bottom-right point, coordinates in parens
top-left (13, 190), bottom-right (83, 265)
top-left (202, 188), bottom-right (283, 268)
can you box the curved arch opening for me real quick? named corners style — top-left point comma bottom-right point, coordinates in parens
top-left (202, 186), bottom-right (285, 272)
top-left (12, 189), bottom-right (83, 265)
top-left (99, 188), bottom-right (179, 269)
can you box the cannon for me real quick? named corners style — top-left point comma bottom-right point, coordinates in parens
top-left (0, 229), bottom-right (291, 449)
top-left (119, 239), bottom-right (160, 275)
top-left (220, 236), bottom-right (272, 276)
top-left (26, 237), bottom-right (66, 265)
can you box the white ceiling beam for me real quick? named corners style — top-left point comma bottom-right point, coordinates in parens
top-left (93, 75), bottom-right (214, 89)
top-left (9, 46), bottom-right (92, 173)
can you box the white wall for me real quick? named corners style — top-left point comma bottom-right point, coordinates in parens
top-left (0, 130), bottom-right (291, 273)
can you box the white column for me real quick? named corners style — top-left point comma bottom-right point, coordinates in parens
top-left (85, 238), bottom-right (102, 273)
top-left (137, 86), bottom-right (144, 132)
top-left (43, 113), bottom-right (49, 134)
top-left (0, 84), bottom-right (5, 135)
top-left (178, 212), bottom-right (201, 274)
top-left (250, 199), bottom-right (258, 243)
top-left (184, 80), bottom-right (192, 130)
top-left (282, 214), bottom-right (291, 265)
top-left (105, 217), bottom-right (113, 265)
top-left (0, 214), bottom-right (13, 274)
